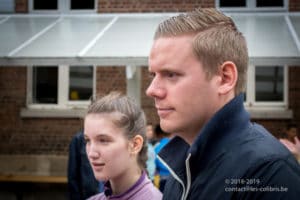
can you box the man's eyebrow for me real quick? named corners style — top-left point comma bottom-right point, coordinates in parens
top-left (160, 69), bottom-right (174, 72)
top-left (160, 68), bottom-right (183, 74)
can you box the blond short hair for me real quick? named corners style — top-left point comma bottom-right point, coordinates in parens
top-left (154, 8), bottom-right (248, 95)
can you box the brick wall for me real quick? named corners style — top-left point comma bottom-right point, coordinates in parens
top-left (141, 67), bottom-right (159, 126)
top-left (0, 67), bottom-right (129, 155)
top-left (290, 0), bottom-right (300, 11)
top-left (15, 0), bottom-right (300, 13)
top-left (4, 0), bottom-right (300, 155)
top-left (0, 67), bottom-right (82, 155)
top-left (289, 67), bottom-right (300, 119)
top-left (1, 66), bottom-right (299, 155)
top-left (14, 0), bottom-right (214, 13)
top-left (15, 0), bottom-right (28, 13)
top-left (98, 0), bottom-right (214, 13)
top-left (96, 66), bottom-right (126, 95)
top-left (288, 66), bottom-right (300, 133)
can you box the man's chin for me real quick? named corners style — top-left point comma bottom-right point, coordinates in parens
top-left (160, 120), bottom-right (175, 133)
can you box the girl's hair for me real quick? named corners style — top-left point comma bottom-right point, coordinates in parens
top-left (154, 8), bottom-right (248, 95)
top-left (86, 92), bottom-right (148, 169)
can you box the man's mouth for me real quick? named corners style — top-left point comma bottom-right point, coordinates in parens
top-left (157, 107), bottom-right (173, 118)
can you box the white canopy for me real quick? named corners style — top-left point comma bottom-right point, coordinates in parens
top-left (0, 12), bottom-right (299, 66)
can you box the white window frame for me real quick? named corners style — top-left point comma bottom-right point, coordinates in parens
top-left (26, 66), bottom-right (96, 110)
top-left (29, 0), bottom-right (98, 14)
top-left (216, 0), bottom-right (288, 12)
top-left (244, 65), bottom-right (288, 110)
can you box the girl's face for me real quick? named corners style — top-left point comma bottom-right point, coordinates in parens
top-left (84, 113), bottom-right (136, 182)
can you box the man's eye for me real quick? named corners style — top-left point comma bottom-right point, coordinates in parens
top-left (167, 72), bottom-right (175, 77)
top-left (166, 72), bottom-right (178, 78)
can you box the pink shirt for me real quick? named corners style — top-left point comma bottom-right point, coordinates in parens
top-left (88, 171), bottom-right (162, 200)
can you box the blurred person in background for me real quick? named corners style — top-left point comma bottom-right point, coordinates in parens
top-left (280, 123), bottom-right (300, 163)
top-left (68, 131), bottom-right (103, 200)
top-left (146, 124), bottom-right (156, 181)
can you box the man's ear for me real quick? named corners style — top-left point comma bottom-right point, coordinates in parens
top-left (129, 135), bottom-right (143, 155)
top-left (217, 61), bottom-right (238, 95)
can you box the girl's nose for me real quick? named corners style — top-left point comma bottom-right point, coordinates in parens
top-left (87, 143), bottom-right (100, 159)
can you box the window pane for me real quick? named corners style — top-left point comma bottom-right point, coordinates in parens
top-left (71, 0), bottom-right (95, 9)
top-left (32, 67), bottom-right (58, 104)
top-left (255, 66), bottom-right (283, 102)
top-left (69, 66), bottom-right (93, 101)
top-left (256, 0), bottom-right (283, 7)
top-left (33, 0), bottom-right (58, 10)
top-left (219, 0), bottom-right (246, 7)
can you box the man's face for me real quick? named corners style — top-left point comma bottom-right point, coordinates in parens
top-left (146, 35), bottom-right (221, 144)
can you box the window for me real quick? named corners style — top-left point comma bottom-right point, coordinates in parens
top-left (255, 66), bottom-right (283, 102)
top-left (71, 0), bottom-right (95, 10)
top-left (219, 0), bottom-right (246, 7)
top-left (69, 66), bottom-right (93, 101)
top-left (217, 0), bottom-right (287, 11)
top-left (29, 0), bottom-right (97, 13)
top-left (244, 65), bottom-right (287, 108)
top-left (32, 66), bottom-right (58, 104)
top-left (28, 66), bottom-right (95, 108)
top-left (33, 0), bottom-right (57, 10)
top-left (256, 0), bottom-right (283, 7)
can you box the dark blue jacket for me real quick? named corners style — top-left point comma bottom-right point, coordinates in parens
top-left (159, 94), bottom-right (300, 200)
top-left (68, 131), bottom-right (100, 200)
top-left (155, 137), bottom-right (171, 177)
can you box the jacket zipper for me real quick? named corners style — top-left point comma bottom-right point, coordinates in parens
top-left (184, 153), bottom-right (192, 200)
top-left (157, 155), bottom-right (186, 199)
top-left (157, 153), bottom-right (192, 200)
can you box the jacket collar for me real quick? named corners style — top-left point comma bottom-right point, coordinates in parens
top-left (158, 94), bottom-right (250, 178)
top-left (158, 136), bottom-right (190, 179)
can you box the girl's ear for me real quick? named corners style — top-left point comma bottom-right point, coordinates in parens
top-left (129, 135), bottom-right (144, 155)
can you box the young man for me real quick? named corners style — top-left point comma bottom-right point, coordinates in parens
top-left (146, 8), bottom-right (300, 199)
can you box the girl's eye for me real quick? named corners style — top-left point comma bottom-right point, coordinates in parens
top-left (98, 138), bottom-right (110, 144)
top-left (84, 138), bottom-right (90, 145)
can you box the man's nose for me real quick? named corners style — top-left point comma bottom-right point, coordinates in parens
top-left (146, 80), bottom-right (155, 97)
top-left (146, 77), bottom-right (165, 98)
